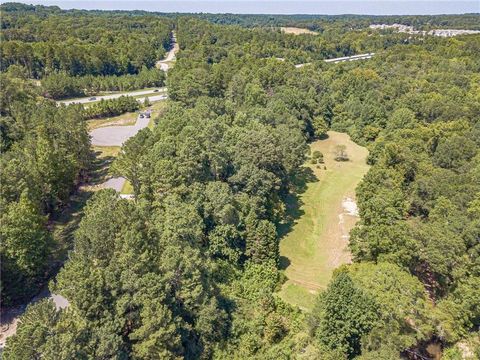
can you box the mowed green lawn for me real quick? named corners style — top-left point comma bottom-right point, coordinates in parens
top-left (278, 131), bottom-right (369, 310)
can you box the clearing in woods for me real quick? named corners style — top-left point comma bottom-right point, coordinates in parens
top-left (278, 131), bottom-right (369, 310)
top-left (280, 27), bottom-right (319, 35)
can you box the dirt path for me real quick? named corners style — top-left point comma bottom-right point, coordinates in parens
top-left (278, 131), bottom-right (369, 310)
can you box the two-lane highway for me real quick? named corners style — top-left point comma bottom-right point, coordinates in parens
top-left (294, 52), bottom-right (375, 68)
top-left (58, 88), bottom-right (167, 106)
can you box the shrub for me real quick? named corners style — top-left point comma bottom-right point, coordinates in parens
top-left (334, 145), bottom-right (349, 162)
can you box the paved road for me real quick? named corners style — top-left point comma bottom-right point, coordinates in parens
top-left (2, 40), bottom-right (172, 351)
top-left (90, 115), bottom-right (150, 147)
top-left (157, 31), bottom-right (179, 71)
top-left (59, 88), bottom-right (167, 105)
top-left (0, 286), bottom-right (68, 349)
top-left (295, 52), bottom-right (375, 68)
top-left (102, 177), bottom-right (126, 191)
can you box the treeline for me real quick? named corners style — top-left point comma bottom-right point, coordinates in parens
top-left (42, 68), bottom-right (165, 99)
top-left (165, 20), bottom-right (480, 358)
top-left (0, 3), bottom-right (173, 78)
top-left (0, 72), bottom-right (91, 306)
top-left (196, 13), bottom-right (480, 31)
top-left (82, 96), bottom-right (140, 119)
top-left (175, 17), bottom-right (417, 65)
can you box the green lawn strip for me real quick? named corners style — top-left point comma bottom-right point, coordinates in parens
top-left (50, 188), bottom-right (92, 264)
top-left (278, 131), bottom-right (369, 310)
top-left (279, 283), bottom-right (317, 311)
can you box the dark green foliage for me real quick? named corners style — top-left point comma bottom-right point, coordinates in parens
top-left (311, 271), bottom-right (379, 358)
top-left (312, 150), bottom-right (323, 162)
top-left (245, 218), bottom-right (279, 264)
top-left (0, 72), bottom-right (90, 304)
top-left (334, 144), bottom-right (349, 161)
top-left (82, 95), bottom-right (139, 119)
top-left (0, 7), bottom-right (172, 78)
top-left (310, 263), bottom-right (435, 359)
top-left (42, 68), bottom-right (166, 99)
top-left (3, 7), bottom-right (480, 359)
top-left (312, 116), bottom-right (329, 138)
top-left (0, 194), bottom-right (52, 305)
top-left (2, 300), bottom-right (60, 359)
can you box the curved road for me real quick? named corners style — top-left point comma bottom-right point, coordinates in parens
top-left (1, 31), bottom-right (175, 351)
top-left (91, 112), bottom-right (154, 192)
top-left (295, 52), bottom-right (375, 68)
top-left (90, 115), bottom-right (150, 147)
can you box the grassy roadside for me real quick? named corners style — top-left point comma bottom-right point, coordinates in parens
top-left (278, 131), bottom-right (369, 310)
top-left (87, 112), bottom-right (138, 130)
top-left (121, 180), bottom-right (134, 194)
top-left (86, 98), bottom-right (168, 131)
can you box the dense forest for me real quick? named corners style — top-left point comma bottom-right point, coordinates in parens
top-left (1, 3), bottom-right (480, 359)
top-left (42, 68), bottom-right (166, 100)
top-left (1, 3), bottom-right (172, 98)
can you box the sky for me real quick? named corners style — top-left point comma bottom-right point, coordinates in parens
top-left (3, 0), bottom-right (480, 15)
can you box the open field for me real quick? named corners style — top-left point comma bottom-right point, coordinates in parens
top-left (278, 131), bottom-right (369, 310)
top-left (281, 27), bottom-right (318, 35)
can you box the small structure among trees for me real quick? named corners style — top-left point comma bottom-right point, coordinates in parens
top-left (334, 145), bottom-right (349, 161)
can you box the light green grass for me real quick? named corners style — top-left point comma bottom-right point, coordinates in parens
top-left (87, 97), bottom-right (168, 130)
top-left (278, 131), bottom-right (369, 310)
top-left (121, 180), bottom-right (134, 195)
top-left (91, 145), bottom-right (121, 158)
top-left (148, 100), bottom-right (168, 129)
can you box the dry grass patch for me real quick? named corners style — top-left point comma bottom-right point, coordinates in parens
top-left (281, 27), bottom-right (318, 35)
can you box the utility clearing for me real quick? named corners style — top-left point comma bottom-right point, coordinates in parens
top-left (278, 131), bottom-right (369, 310)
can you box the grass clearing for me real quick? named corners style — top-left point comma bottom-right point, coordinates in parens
top-left (91, 145), bottom-right (121, 158)
top-left (281, 27), bottom-right (319, 35)
top-left (278, 131), bottom-right (369, 310)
